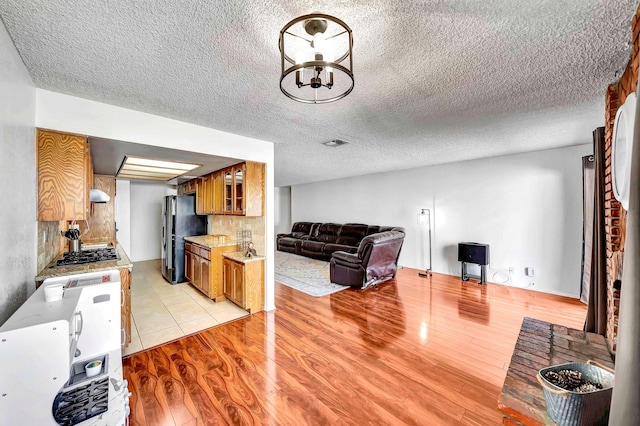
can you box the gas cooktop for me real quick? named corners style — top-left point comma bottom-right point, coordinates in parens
top-left (52, 248), bottom-right (120, 268)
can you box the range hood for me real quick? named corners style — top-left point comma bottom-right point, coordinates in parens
top-left (90, 189), bottom-right (110, 203)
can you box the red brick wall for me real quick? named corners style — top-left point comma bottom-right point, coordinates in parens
top-left (604, 5), bottom-right (640, 352)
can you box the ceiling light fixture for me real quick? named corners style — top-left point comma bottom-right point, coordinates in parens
top-left (279, 13), bottom-right (354, 104)
top-left (322, 139), bottom-right (348, 147)
top-left (116, 156), bottom-right (201, 181)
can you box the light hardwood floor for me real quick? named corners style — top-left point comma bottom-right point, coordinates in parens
top-left (123, 267), bottom-right (587, 425)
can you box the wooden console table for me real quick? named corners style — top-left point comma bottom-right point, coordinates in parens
top-left (498, 317), bottom-right (614, 425)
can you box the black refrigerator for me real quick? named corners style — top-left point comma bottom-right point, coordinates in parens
top-left (161, 195), bottom-right (208, 284)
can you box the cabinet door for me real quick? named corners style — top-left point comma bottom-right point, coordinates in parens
top-left (213, 170), bottom-right (224, 214)
top-left (195, 178), bottom-right (205, 215)
top-left (203, 174), bottom-right (214, 214)
top-left (232, 262), bottom-right (245, 306)
top-left (193, 254), bottom-right (202, 290)
top-left (233, 164), bottom-right (245, 215)
top-left (185, 251), bottom-right (193, 282)
top-left (120, 268), bottom-right (132, 348)
top-left (223, 258), bottom-right (233, 297)
top-left (200, 257), bottom-right (211, 296)
top-left (224, 169), bottom-right (233, 214)
top-left (37, 129), bottom-right (90, 221)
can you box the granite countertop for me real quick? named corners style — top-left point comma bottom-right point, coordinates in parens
top-left (35, 242), bottom-right (133, 281)
top-left (184, 235), bottom-right (238, 248)
top-left (222, 251), bottom-right (265, 264)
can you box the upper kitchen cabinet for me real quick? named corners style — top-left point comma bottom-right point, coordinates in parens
top-left (37, 129), bottom-right (93, 221)
top-left (213, 170), bottom-right (224, 214)
top-left (237, 161), bottom-right (265, 217)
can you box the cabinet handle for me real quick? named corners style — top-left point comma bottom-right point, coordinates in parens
top-left (121, 328), bottom-right (127, 347)
top-left (121, 289), bottom-right (125, 307)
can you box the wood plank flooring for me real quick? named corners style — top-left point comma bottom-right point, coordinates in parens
top-left (123, 267), bottom-right (587, 425)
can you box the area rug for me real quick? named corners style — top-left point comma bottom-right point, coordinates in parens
top-left (274, 251), bottom-right (349, 297)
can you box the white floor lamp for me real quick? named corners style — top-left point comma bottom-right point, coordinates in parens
top-left (418, 208), bottom-right (432, 277)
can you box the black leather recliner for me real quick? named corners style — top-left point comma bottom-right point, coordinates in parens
top-left (330, 230), bottom-right (405, 289)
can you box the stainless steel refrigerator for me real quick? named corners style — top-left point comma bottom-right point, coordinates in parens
top-left (161, 195), bottom-right (207, 284)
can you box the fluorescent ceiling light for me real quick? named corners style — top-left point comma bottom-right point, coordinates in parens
top-left (116, 156), bottom-right (201, 181)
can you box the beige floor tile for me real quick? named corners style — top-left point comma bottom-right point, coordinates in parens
top-left (203, 300), bottom-right (246, 315)
top-left (131, 285), bottom-right (155, 297)
top-left (159, 291), bottom-right (194, 306)
top-left (134, 312), bottom-right (177, 335)
top-left (131, 294), bottom-right (164, 311)
top-left (211, 308), bottom-right (249, 324)
top-left (179, 315), bottom-right (219, 335)
top-left (167, 301), bottom-right (209, 323)
top-left (130, 317), bottom-right (139, 338)
top-left (122, 335), bottom-right (143, 356)
top-left (140, 325), bottom-right (184, 349)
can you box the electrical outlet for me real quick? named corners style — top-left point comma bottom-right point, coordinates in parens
top-left (508, 266), bottom-right (514, 274)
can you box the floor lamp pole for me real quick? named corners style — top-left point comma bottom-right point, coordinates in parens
top-left (418, 208), bottom-right (432, 277)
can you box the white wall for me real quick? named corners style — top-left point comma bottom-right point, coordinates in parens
top-left (290, 144), bottom-right (592, 297)
top-left (129, 182), bottom-right (175, 262)
top-left (115, 179), bottom-right (131, 256)
top-left (275, 186), bottom-right (291, 236)
top-left (35, 90), bottom-right (275, 310)
top-left (0, 20), bottom-right (36, 323)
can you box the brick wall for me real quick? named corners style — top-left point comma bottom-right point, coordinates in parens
top-left (604, 5), bottom-right (640, 352)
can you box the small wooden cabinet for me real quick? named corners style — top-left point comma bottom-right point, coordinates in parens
top-left (185, 242), bottom-right (236, 300)
top-left (188, 161), bottom-right (264, 217)
top-left (119, 268), bottom-right (132, 348)
top-left (37, 129), bottom-right (94, 221)
top-left (222, 257), bottom-right (264, 313)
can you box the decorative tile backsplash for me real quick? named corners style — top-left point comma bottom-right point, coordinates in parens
top-left (37, 220), bottom-right (66, 273)
top-left (208, 215), bottom-right (265, 255)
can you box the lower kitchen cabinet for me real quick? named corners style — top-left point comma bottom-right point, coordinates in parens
top-left (185, 242), bottom-right (236, 301)
top-left (119, 267), bottom-right (132, 348)
top-left (222, 256), bottom-right (264, 313)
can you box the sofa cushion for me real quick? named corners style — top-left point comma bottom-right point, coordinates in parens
top-left (315, 223), bottom-right (341, 243)
top-left (324, 243), bottom-right (357, 257)
top-left (301, 239), bottom-right (325, 252)
top-left (366, 225), bottom-right (381, 235)
top-left (336, 223), bottom-right (368, 246)
top-left (278, 237), bottom-right (298, 248)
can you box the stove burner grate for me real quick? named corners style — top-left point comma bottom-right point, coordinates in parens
top-left (52, 377), bottom-right (109, 426)
top-left (52, 248), bottom-right (119, 268)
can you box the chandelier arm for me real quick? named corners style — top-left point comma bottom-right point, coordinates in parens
top-left (283, 31), bottom-right (312, 43)
top-left (324, 30), bottom-right (348, 41)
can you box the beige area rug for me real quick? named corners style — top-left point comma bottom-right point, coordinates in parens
top-left (274, 251), bottom-right (349, 297)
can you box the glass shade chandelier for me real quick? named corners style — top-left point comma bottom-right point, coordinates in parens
top-left (279, 13), bottom-right (354, 104)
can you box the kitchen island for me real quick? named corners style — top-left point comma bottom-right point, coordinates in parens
top-left (35, 242), bottom-right (134, 348)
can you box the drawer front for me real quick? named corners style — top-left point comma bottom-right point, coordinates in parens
top-left (199, 247), bottom-right (211, 260)
top-left (185, 242), bottom-right (194, 253)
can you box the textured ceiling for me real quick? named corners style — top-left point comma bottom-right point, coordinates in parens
top-left (0, 0), bottom-right (635, 186)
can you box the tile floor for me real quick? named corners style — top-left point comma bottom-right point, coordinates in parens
top-left (123, 259), bottom-right (249, 356)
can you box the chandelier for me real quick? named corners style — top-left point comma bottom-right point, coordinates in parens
top-left (279, 13), bottom-right (354, 104)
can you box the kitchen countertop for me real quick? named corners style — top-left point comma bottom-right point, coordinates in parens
top-left (35, 242), bottom-right (133, 281)
top-left (222, 251), bottom-right (265, 264)
top-left (184, 235), bottom-right (238, 248)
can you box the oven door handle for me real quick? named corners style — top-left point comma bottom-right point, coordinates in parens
top-left (75, 311), bottom-right (84, 337)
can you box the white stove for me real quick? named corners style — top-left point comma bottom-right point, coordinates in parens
top-left (0, 270), bottom-right (130, 426)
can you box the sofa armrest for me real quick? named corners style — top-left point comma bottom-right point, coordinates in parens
top-left (277, 233), bottom-right (292, 239)
top-left (332, 251), bottom-right (362, 264)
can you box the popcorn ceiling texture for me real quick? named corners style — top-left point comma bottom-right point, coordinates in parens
top-left (0, 0), bottom-right (636, 186)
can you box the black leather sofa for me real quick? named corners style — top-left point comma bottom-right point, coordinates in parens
top-left (277, 222), bottom-right (406, 289)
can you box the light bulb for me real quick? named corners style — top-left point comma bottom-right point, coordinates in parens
top-left (313, 33), bottom-right (325, 59)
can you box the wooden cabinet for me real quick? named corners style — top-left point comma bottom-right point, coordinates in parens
top-left (37, 129), bottom-right (94, 221)
top-left (184, 242), bottom-right (236, 300)
top-left (186, 161), bottom-right (264, 217)
top-left (213, 170), bottom-right (224, 214)
top-left (222, 257), bottom-right (264, 313)
top-left (195, 174), bottom-right (216, 215)
top-left (119, 268), bottom-right (132, 348)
